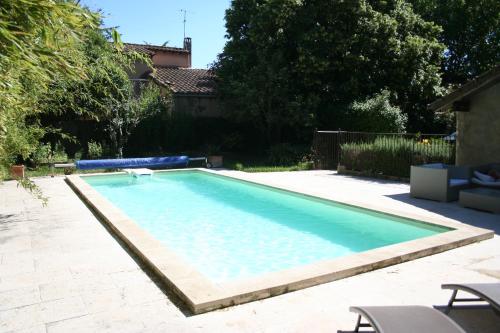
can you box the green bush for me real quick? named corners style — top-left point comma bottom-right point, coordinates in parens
top-left (297, 161), bottom-right (314, 170)
top-left (345, 90), bottom-right (407, 133)
top-left (87, 140), bottom-right (103, 159)
top-left (74, 150), bottom-right (83, 160)
top-left (30, 142), bottom-right (68, 166)
top-left (52, 142), bottom-right (68, 162)
top-left (230, 160), bottom-right (314, 173)
top-left (31, 143), bottom-right (52, 166)
top-left (267, 143), bottom-right (309, 166)
top-left (340, 137), bottom-right (454, 178)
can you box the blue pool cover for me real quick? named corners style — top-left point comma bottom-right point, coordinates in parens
top-left (75, 156), bottom-right (189, 170)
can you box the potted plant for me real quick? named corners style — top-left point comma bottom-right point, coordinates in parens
top-left (205, 144), bottom-right (223, 168)
top-left (10, 164), bottom-right (25, 178)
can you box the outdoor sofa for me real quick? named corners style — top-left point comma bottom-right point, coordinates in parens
top-left (459, 188), bottom-right (500, 213)
top-left (459, 163), bottom-right (500, 213)
top-left (410, 163), bottom-right (471, 202)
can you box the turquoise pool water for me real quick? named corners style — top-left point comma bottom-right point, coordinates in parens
top-left (83, 171), bottom-right (450, 282)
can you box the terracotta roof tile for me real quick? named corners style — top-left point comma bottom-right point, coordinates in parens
top-left (124, 43), bottom-right (188, 56)
top-left (151, 66), bottom-right (216, 95)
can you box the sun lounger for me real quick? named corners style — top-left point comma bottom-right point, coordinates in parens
top-left (442, 283), bottom-right (500, 312)
top-left (350, 305), bottom-right (465, 333)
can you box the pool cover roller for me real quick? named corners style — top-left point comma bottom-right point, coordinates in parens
top-left (75, 156), bottom-right (189, 170)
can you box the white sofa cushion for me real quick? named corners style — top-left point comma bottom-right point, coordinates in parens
top-left (424, 163), bottom-right (445, 169)
top-left (471, 177), bottom-right (500, 187)
top-left (474, 171), bottom-right (495, 182)
top-left (449, 179), bottom-right (469, 187)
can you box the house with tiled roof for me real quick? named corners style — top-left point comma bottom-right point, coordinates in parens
top-left (151, 67), bottom-right (216, 96)
top-left (127, 37), bottom-right (219, 117)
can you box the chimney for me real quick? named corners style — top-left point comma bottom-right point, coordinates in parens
top-left (183, 37), bottom-right (192, 52)
top-left (183, 37), bottom-right (192, 68)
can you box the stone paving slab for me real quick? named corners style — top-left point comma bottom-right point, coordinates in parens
top-left (0, 172), bottom-right (499, 332)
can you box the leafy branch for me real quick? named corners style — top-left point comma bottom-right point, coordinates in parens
top-left (16, 178), bottom-right (48, 206)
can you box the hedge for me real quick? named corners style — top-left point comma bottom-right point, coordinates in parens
top-left (340, 137), bottom-right (455, 178)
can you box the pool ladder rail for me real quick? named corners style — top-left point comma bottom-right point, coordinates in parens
top-left (123, 168), bottom-right (154, 177)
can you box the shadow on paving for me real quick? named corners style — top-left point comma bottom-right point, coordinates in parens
top-left (319, 173), bottom-right (498, 234)
top-left (385, 193), bottom-right (500, 235)
top-left (435, 305), bottom-right (500, 333)
top-left (322, 172), bottom-right (408, 186)
top-left (337, 305), bottom-right (499, 333)
top-left (0, 213), bottom-right (22, 224)
top-left (0, 213), bottom-right (26, 244)
top-left (65, 180), bottom-right (194, 317)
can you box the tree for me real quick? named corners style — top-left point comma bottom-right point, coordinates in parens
top-left (214, 0), bottom-right (307, 145)
top-left (290, 0), bottom-right (444, 132)
top-left (410, 0), bottom-right (500, 85)
top-left (41, 28), bottom-right (142, 120)
top-left (0, 0), bottom-right (97, 180)
top-left (40, 26), bottom-right (172, 158)
top-left (105, 82), bottom-right (171, 158)
top-left (215, 0), bottom-right (445, 140)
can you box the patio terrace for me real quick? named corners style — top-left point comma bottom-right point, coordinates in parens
top-left (0, 170), bottom-right (498, 332)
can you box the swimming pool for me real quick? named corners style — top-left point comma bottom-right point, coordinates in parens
top-left (84, 171), bottom-right (448, 282)
top-left (67, 170), bottom-right (493, 313)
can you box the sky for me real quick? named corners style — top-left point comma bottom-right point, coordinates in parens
top-left (81, 0), bottom-right (231, 69)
